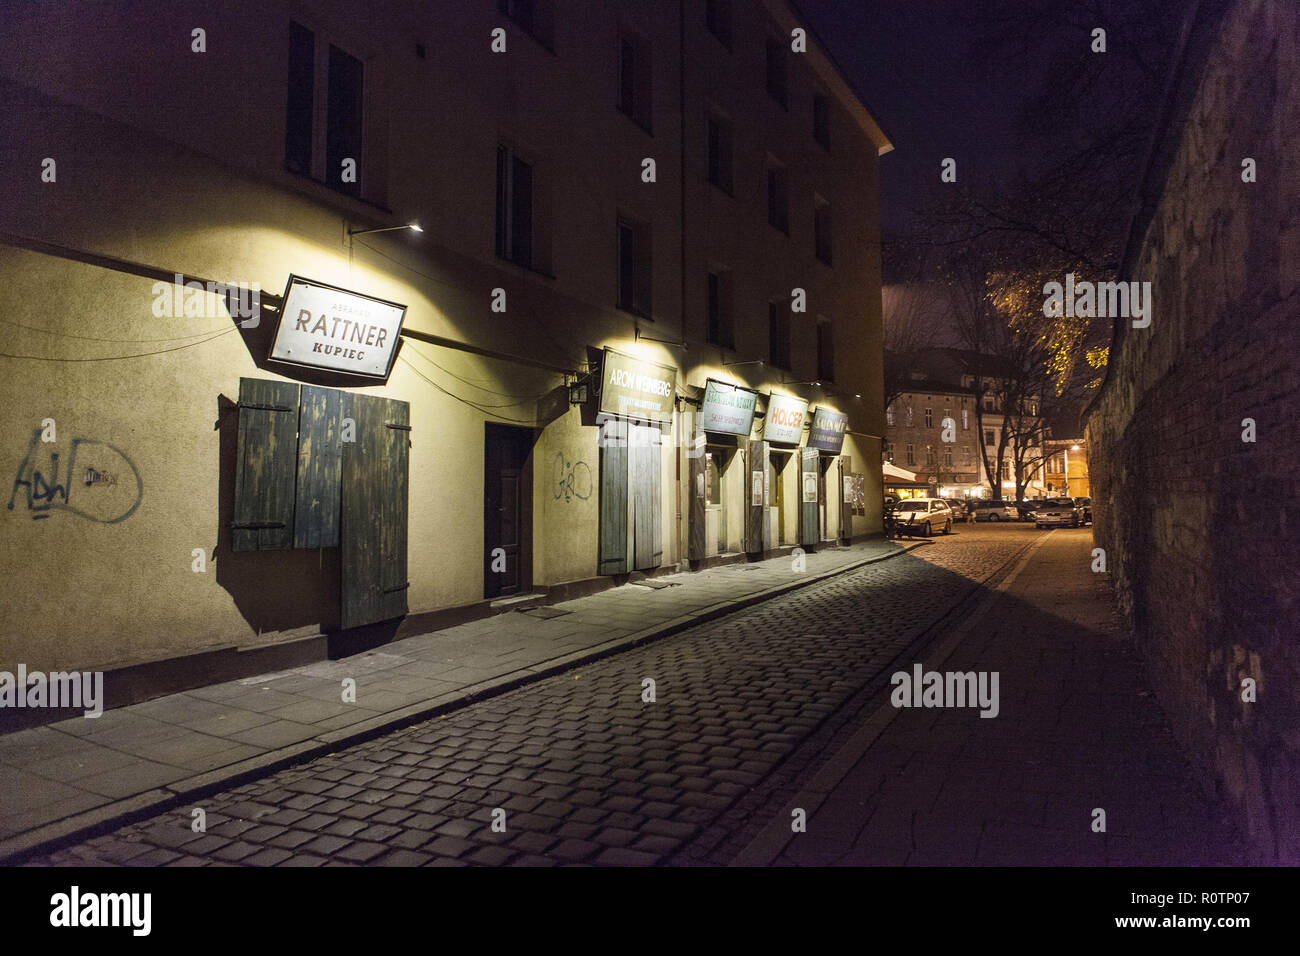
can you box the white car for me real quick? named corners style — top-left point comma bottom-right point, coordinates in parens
top-left (1035, 497), bottom-right (1082, 528)
top-left (973, 500), bottom-right (1019, 522)
top-left (893, 498), bottom-right (953, 537)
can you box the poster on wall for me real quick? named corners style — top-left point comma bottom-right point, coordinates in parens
top-left (802, 473), bottom-right (819, 503)
top-left (269, 275), bottom-right (407, 379)
top-left (762, 393), bottom-right (808, 445)
top-left (699, 379), bottom-right (759, 436)
top-left (752, 472), bottom-right (764, 506)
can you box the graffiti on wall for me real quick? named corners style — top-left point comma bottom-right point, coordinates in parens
top-left (550, 452), bottom-right (592, 503)
top-left (8, 429), bottom-right (143, 523)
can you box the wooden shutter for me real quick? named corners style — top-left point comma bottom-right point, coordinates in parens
top-left (598, 418), bottom-right (629, 575)
top-left (294, 385), bottom-right (343, 548)
top-left (630, 423), bottom-right (661, 570)
top-left (687, 433), bottom-right (706, 561)
top-left (232, 378), bottom-right (299, 552)
top-left (839, 455), bottom-right (853, 544)
top-left (341, 393), bottom-right (410, 629)
top-left (745, 439), bottom-right (768, 554)
top-left (799, 447), bottom-right (819, 547)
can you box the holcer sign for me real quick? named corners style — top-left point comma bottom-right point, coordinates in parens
top-left (598, 349), bottom-right (677, 424)
top-left (762, 393), bottom-right (808, 445)
top-left (269, 276), bottom-right (407, 379)
top-left (698, 379), bottom-right (758, 436)
top-left (807, 406), bottom-right (848, 454)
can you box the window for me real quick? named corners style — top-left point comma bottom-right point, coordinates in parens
top-left (768, 302), bottom-right (790, 370)
top-left (498, 0), bottom-right (554, 48)
top-left (886, 404), bottom-right (894, 426)
top-left (816, 319), bottom-right (834, 382)
top-left (765, 36), bottom-right (787, 107)
top-left (285, 22), bottom-right (369, 200)
top-left (926, 446), bottom-right (936, 466)
top-left (905, 405), bottom-right (913, 426)
top-left (285, 22), bottom-right (315, 175)
top-left (984, 429), bottom-right (995, 446)
top-left (814, 196), bottom-right (833, 265)
top-left (984, 395), bottom-right (995, 411)
top-left (496, 146), bottom-right (534, 268)
top-left (813, 94), bottom-right (831, 150)
top-left (705, 0), bottom-right (732, 48)
top-left (962, 408), bottom-right (969, 430)
top-left (924, 408), bottom-right (933, 428)
top-left (618, 29), bottom-right (652, 132)
top-left (962, 446), bottom-right (973, 466)
top-left (706, 270), bottom-right (734, 349)
top-left (617, 216), bottom-right (652, 315)
top-left (766, 161), bottom-right (789, 233)
top-left (707, 113), bottom-right (733, 193)
top-left (883, 442), bottom-right (893, 462)
top-left (944, 447), bottom-right (953, 467)
top-left (905, 443), bottom-right (915, 466)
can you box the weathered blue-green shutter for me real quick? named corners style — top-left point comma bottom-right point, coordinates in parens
top-left (599, 418), bottom-right (628, 575)
top-left (295, 385), bottom-right (343, 548)
top-left (687, 432), bottom-right (706, 561)
top-left (233, 378), bottom-right (299, 552)
top-left (799, 448), bottom-right (819, 547)
top-left (341, 393), bottom-right (410, 628)
top-left (630, 423), bottom-right (662, 570)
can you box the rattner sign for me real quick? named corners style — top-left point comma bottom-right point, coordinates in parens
top-left (269, 275), bottom-right (407, 379)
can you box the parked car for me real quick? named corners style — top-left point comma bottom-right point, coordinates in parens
top-left (1035, 497), bottom-right (1082, 528)
top-left (972, 500), bottom-right (1019, 522)
top-left (943, 498), bottom-right (969, 520)
top-left (893, 497), bottom-right (953, 536)
top-left (1076, 496), bottom-right (1092, 524)
top-left (1016, 499), bottom-right (1041, 523)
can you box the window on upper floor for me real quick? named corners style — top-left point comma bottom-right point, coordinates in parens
top-left (816, 318), bottom-right (834, 382)
top-left (813, 94), bottom-right (831, 150)
top-left (924, 407), bottom-right (933, 428)
top-left (766, 160), bottom-right (789, 234)
top-left (985, 429), bottom-right (995, 446)
top-left (707, 112), bottom-right (733, 194)
top-left (617, 215), bottom-right (652, 317)
top-left (495, 145), bottom-right (534, 269)
top-left (705, 0), bottom-right (732, 48)
top-left (765, 36), bottom-right (788, 107)
top-left (814, 195), bottom-right (833, 265)
top-left (905, 443), bottom-right (915, 466)
top-left (962, 408), bottom-right (969, 430)
top-left (285, 21), bottom-right (371, 201)
top-left (984, 395), bottom-right (995, 411)
top-left (618, 28), bottom-right (653, 133)
top-left (706, 269), bottom-right (734, 349)
top-left (498, 0), bottom-right (554, 49)
top-left (768, 301), bottom-right (791, 371)
top-left (886, 404), bottom-right (894, 426)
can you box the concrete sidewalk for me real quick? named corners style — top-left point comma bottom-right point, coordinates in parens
top-left (735, 529), bottom-right (1247, 866)
top-left (0, 537), bottom-right (918, 861)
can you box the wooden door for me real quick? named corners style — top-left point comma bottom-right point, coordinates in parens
top-left (485, 423), bottom-right (532, 598)
top-left (799, 447), bottom-right (819, 547)
top-left (629, 422), bottom-right (662, 570)
top-left (599, 418), bottom-right (629, 575)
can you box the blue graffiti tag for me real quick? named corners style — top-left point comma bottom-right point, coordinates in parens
top-left (8, 429), bottom-right (143, 522)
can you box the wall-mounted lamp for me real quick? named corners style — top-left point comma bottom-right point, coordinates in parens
top-left (567, 372), bottom-right (591, 405)
top-left (723, 359), bottom-right (764, 368)
top-left (634, 328), bottom-right (687, 350)
top-left (349, 222), bottom-right (423, 237)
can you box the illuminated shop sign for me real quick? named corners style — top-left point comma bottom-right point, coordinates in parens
top-left (598, 349), bottom-right (677, 424)
top-left (807, 406), bottom-right (848, 454)
top-left (269, 275), bottom-right (407, 379)
top-left (762, 393), bottom-right (808, 445)
top-left (698, 379), bottom-right (759, 436)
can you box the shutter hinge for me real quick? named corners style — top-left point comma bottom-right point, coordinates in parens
top-left (231, 521), bottom-right (287, 530)
top-left (385, 422), bottom-right (412, 431)
top-left (383, 582), bottom-right (410, 593)
top-left (239, 402), bottom-right (294, 412)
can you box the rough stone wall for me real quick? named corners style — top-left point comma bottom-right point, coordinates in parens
top-left (1085, 0), bottom-right (1300, 861)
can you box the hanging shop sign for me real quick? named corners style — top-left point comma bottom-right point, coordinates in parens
top-left (762, 392), bottom-right (808, 446)
top-left (269, 275), bottom-right (407, 379)
top-left (598, 349), bottom-right (677, 424)
top-left (807, 406), bottom-right (848, 454)
top-left (698, 378), bottom-right (759, 437)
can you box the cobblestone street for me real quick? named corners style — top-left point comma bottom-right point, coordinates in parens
top-left (32, 526), bottom-right (1037, 867)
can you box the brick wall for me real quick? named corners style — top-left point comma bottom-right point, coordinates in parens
top-left (1084, 0), bottom-right (1300, 861)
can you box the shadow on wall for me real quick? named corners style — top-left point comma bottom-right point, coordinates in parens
top-left (213, 393), bottom-right (340, 639)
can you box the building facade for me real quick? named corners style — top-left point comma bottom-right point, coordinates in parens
top-left (0, 0), bottom-right (891, 704)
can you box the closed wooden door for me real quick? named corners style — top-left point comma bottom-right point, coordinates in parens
top-left (485, 423), bottom-right (533, 598)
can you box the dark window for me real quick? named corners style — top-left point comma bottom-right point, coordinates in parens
top-left (817, 321), bottom-right (834, 382)
top-left (985, 429), bottom-right (995, 446)
top-left (905, 443), bottom-right (915, 466)
top-left (495, 146), bottom-right (534, 268)
top-left (705, 0), bottom-right (732, 47)
top-left (707, 270), bottom-right (734, 349)
top-left (813, 94), bottom-right (831, 150)
top-left (325, 44), bottom-right (364, 197)
top-left (767, 163), bottom-right (788, 233)
top-left (768, 302), bottom-right (790, 370)
top-left (924, 408), bottom-right (933, 428)
top-left (706, 114), bottom-right (733, 193)
top-left (285, 22), bottom-right (315, 175)
top-left (618, 31), bottom-right (652, 132)
top-left (814, 197), bottom-right (833, 264)
top-left (765, 37), bottom-right (787, 107)
top-left (617, 217), bottom-right (651, 315)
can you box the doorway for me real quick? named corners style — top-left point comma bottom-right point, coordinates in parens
top-left (484, 423), bottom-right (534, 598)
